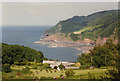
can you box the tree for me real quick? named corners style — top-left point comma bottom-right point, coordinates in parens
top-left (2, 64), bottom-right (11, 73)
top-left (2, 43), bottom-right (44, 65)
top-left (75, 62), bottom-right (81, 67)
top-left (89, 44), bottom-right (111, 68)
top-left (106, 42), bottom-right (120, 79)
top-left (77, 53), bottom-right (90, 65)
top-left (2, 43), bottom-right (44, 73)
top-left (58, 63), bottom-right (65, 70)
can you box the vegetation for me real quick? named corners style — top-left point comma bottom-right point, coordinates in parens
top-left (65, 69), bottom-right (75, 77)
top-left (46, 10), bottom-right (117, 34)
top-left (22, 67), bottom-right (31, 74)
top-left (2, 43), bottom-right (44, 73)
top-left (78, 39), bottom-right (115, 68)
top-left (58, 63), bottom-right (65, 70)
top-left (77, 39), bottom-right (120, 79)
top-left (69, 33), bottom-right (80, 41)
top-left (45, 10), bottom-right (119, 41)
top-left (40, 63), bottom-right (52, 70)
top-left (2, 40), bottom-right (120, 80)
top-left (2, 64), bottom-right (11, 73)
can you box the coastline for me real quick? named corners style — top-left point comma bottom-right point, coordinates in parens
top-left (35, 39), bottom-right (94, 54)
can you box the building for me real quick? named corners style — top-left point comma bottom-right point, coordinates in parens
top-left (42, 60), bottom-right (79, 70)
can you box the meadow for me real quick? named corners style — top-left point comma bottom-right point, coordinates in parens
top-left (2, 65), bottom-right (109, 79)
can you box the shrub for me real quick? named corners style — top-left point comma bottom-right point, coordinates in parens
top-left (14, 62), bottom-right (20, 65)
top-left (14, 62), bottom-right (26, 66)
top-left (75, 62), bottom-right (81, 67)
top-left (65, 69), bottom-right (75, 77)
top-left (27, 62), bottom-right (35, 65)
top-left (41, 63), bottom-right (51, 69)
top-left (2, 64), bottom-right (11, 73)
top-left (27, 63), bottom-right (31, 66)
top-left (22, 67), bottom-right (31, 74)
top-left (79, 63), bottom-right (91, 70)
top-left (60, 74), bottom-right (63, 77)
top-left (70, 64), bottom-right (76, 67)
top-left (35, 63), bottom-right (43, 66)
top-left (32, 66), bottom-right (37, 69)
top-left (58, 64), bottom-right (65, 70)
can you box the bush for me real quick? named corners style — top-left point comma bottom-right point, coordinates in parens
top-left (58, 64), bottom-right (65, 70)
top-left (27, 63), bottom-right (31, 66)
top-left (2, 64), bottom-right (11, 73)
top-left (31, 66), bottom-right (37, 69)
top-left (14, 62), bottom-right (26, 66)
top-left (41, 63), bottom-right (51, 69)
top-left (35, 63), bottom-right (43, 66)
top-left (79, 64), bottom-right (91, 70)
top-left (65, 69), bottom-right (75, 77)
top-left (75, 62), bottom-right (81, 67)
top-left (70, 64), bottom-right (76, 67)
top-left (14, 62), bottom-right (20, 65)
top-left (22, 67), bottom-right (31, 74)
top-left (27, 62), bottom-right (35, 65)
top-left (60, 74), bottom-right (63, 77)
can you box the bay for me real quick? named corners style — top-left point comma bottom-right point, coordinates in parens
top-left (2, 26), bottom-right (82, 62)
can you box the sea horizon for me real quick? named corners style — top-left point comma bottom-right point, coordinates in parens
top-left (2, 26), bottom-right (82, 62)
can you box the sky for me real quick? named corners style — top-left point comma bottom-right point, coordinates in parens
top-left (2, 2), bottom-right (118, 26)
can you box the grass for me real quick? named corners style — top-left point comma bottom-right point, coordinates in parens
top-left (32, 69), bottom-right (65, 78)
top-left (2, 70), bottom-right (34, 79)
top-left (73, 24), bottom-right (103, 34)
top-left (31, 68), bottom-right (107, 79)
top-left (65, 68), bottom-right (107, 79)
top-left (3, 65), bottom-right (109, 79)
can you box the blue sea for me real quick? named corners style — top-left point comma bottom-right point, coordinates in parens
top-left (2, 26), bottom-right (82, 62)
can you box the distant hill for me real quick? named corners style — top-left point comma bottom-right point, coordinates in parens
top-left (45, 9), bottom-right (119, 41)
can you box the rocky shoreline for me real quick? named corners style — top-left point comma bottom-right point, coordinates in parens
top-left (35, 38), bottom-right (94, 53)
top-left (35, 33), bottom-right (118, 54)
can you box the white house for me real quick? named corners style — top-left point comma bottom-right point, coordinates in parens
top-left (42, 60), bottom-right (78, 70)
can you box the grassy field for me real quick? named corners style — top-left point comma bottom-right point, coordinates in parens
top-left (4, 66), bottom-right (108, 79)
top-left (31, 69), bottom-right (107, 79)
top-left (73, 24), bottom-right (103, 34)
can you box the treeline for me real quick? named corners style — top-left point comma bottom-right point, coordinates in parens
top-left (78, 39), bottom-right (120, 79)
top-left (2, 43), bottom-right (44, 72)
top-left (78, 39), bottom-right (120, 68)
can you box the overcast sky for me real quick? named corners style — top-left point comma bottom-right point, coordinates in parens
top-left (2, 2), bottom-right (118, 26)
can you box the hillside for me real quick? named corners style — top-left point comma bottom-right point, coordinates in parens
top-left (44, 10), bottom-right (119, 42)
top-left (45, 10), bottom-right (118, 34)
top-left (2, 43), bottom-right (44, 65)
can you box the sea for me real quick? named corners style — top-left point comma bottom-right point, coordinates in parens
top-left (2, 26), bottom-right (82, 62)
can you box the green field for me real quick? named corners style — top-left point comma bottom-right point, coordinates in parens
top-left (2, 65), bottom-right (108, 79)
top-left (32, 69), bottom-right (107, 79)
top-left (73, 24), bottom-right (103, 34)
